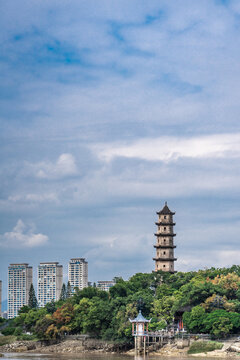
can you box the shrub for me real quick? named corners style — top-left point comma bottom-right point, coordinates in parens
top-left (2, 327), bottom-right (15, 336)
top-left (14, 327), bottom-right (22, 336)
top-left (0, 335), bottom-right (16, 346)
top-left (17, 334), bottom-right (37, 341)
top-left (188, 341), bottom-right (223, 354)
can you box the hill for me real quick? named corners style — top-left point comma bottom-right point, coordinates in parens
top-left (2, 265), bottom-right (240, 342)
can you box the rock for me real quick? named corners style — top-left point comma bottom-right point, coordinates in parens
top-left (15, 346), bottom-right (28, 352)
top-left (228, 345), bottom-right (240, 352)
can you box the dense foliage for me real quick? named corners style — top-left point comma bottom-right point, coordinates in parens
top-left (3, 266), bottom-right (240, 341)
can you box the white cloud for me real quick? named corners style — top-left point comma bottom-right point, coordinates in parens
top-left (0, 220), bottom-right (48, 248)
top-left (8, 192), bottom-right (58, 203)
top-left (95, 133), bottom-right (240, 162)
top-left (177, 249), bottom-right (240, 273)
top-left (28, 153), bottom-right (78, 179)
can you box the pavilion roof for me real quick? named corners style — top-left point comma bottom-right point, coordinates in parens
top-left (129, 310), bottom-right (151, 323)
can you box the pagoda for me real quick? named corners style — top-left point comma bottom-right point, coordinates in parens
top-left (153, 202), bottom-right (177, 273)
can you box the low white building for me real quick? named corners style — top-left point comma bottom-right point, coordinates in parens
top-left (97, 280), bottom-right (115, 292)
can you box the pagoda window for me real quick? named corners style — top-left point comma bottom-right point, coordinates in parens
top-left (164, 227), bottom-right (166, 231)
top-left (163, 251), bottom-right (166, 255)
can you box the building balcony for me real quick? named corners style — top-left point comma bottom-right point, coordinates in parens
top-left (153, 257), bottom-right (177, 261)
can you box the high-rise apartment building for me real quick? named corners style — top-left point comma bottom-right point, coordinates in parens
top-left (68, 258), bottom-right (88, 293)
top-left (38, 262), bottom-right (63, 307)
top-left (0, 280), bottom-right (2, 317)
top-left (8, 263), bottom-right (32, 319)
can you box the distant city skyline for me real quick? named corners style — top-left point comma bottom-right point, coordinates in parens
top-left (5, 258), bottom-right (117, 316)
top-left (1, 1), bottom-right (240, 306)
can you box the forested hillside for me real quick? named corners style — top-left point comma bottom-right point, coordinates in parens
top-left (2, 266), bottom-right (240, 342)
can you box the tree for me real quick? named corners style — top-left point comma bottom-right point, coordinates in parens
top-left (152, 296), bottom-right (175, 324)
top-left (19, 305), bottom-right (31, 314)
top-left (35, 315), bottom-right (54, 339)
top-left (46, 300), bottom-right (56, 314)
top-left (28, 284), bottom-right (38, 309)
top-left (202, 309), bottom-right (237, 336)
top-left (212, 317), bottom-right (233, 338)
top-left (52, 303), bottom-right (74, 326)
top-left (183, 305), bottom-right (206, 333)
top-left (67, 281), bottom-right (72, 298)
top-left (60, 283), bottom-right (67, 301)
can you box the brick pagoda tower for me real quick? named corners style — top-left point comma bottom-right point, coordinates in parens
top-left (153, 202), bottom-right (176, 273)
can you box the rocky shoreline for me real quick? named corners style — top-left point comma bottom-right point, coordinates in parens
top-left (2, 339), bottom-right (240, 357)
top-left (0, 338), bottom-right (129, 355)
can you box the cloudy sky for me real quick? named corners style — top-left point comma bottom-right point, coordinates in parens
top-left (1, 0), bottom-right (240, 306)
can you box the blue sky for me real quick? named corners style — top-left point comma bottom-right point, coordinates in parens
top-left (1, 0), bottom-right (240, 307)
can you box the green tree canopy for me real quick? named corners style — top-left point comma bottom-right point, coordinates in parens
top-left (28, 284), bottom-right (38, 309)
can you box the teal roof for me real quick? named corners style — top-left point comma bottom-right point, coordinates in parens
top-left (129, 310), bottom-right (151, 323)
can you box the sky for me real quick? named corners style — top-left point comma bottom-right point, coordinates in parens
top-left (1, 0), bottom-right (240, 307)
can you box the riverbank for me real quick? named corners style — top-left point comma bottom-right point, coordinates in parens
top-left (0, 338), bottom-right (129, 354)
top-left (2, 338), bottom-right (240, 357)
top-left (147, 340), bottom-right (240, 358)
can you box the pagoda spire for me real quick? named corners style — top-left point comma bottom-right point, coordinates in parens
top-left (153, 202), bottom-right (177, 273)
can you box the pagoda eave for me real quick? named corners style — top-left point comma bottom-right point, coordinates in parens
top-left (154, 233), bottom-right (176, 237)
top-left (156, 211), bottom-right (175, 215)
top-left (155, 222), bottom-right (176, 226)
top-left (153, 257), bottom-right (177, 261)
top-left (154, 245), bottom-right (176, 249)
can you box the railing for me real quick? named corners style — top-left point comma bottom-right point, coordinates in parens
top-left (132, 331), bottom-right (149, 336)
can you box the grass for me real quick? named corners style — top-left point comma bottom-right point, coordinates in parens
top-left (188, 341), bottom-right (223, 354)
top-left (0, 335), bottom-right (16, 346)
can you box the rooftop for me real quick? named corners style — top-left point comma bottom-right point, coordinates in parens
top-left (157, 202), bottom-right (175, 215)
top-left (129, 310), bottom-right (151, 323)
top-left (9, 263), bottom-right (30, 266)
top-left (70, 258), bottom-right (87, 262)
top-left (39, 262), bottom-right (60, 265)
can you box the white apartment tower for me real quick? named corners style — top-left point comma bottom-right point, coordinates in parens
top-left (8, 264), bottom-right (32, 319)
top-left (38, 262), bottom-right (63, 307)
top-left (68, 258), bottom-right (88, 293)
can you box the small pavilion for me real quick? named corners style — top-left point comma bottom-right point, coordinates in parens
top-left (129, 310), bottom-right (151, 354)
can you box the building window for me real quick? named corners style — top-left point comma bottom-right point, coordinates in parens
top-left (164, 216), bottom-right (166, 219)
top-left (164, 227), bottom-right (166, 231)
